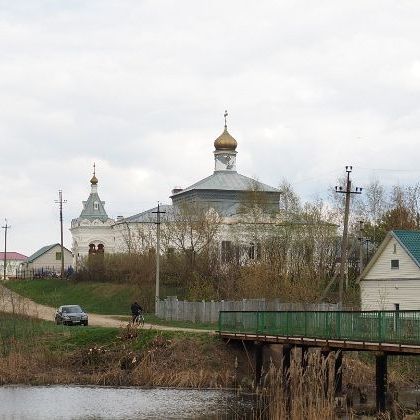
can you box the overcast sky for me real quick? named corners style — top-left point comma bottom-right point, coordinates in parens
top-left (2, 0), bottom-right (420, 255)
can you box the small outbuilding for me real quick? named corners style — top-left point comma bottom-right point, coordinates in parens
top-left (0, 252), bottom-right (27, 279)
top-left (22, 244), bottom-right (73, 277)
top-left (360, 230), bottom-right (420, 310)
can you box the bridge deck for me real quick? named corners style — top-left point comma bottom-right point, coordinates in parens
top-left (219, 310), bottom-right (420, 354)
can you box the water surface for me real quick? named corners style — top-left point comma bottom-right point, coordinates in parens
top-left (0, 386), bottom-right (252, 420)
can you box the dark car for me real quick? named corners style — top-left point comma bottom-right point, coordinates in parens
top-left (55, 305), bottom-right (88, 326)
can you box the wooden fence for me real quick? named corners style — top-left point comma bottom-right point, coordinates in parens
top-left (156, 296), bottom-right (339, 324)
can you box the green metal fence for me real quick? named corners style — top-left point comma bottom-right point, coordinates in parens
top-left (218, 310), bottom-right (420, 345)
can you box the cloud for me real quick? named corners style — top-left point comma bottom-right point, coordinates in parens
top-left (1, 0), bottom-right (420, 254)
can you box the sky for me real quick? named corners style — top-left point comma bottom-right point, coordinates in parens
top-left (2, 0), bottom-right (420, 255)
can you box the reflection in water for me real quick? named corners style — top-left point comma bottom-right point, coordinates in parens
top-left (0, 386), bottom-right (252, 420)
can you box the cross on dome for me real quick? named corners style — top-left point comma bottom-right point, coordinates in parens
top-left (90, 162), bottom-right (98, 185)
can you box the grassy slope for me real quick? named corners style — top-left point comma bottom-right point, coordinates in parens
top-left (3, 279), bottom-right (138, 315)
top-left (3, 279), bottom-right (216, 329)
top-left (0, 312), bottom-right (211, 353)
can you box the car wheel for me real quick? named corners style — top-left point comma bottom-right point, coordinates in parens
top-left (55, 318), bottom-right (60, 325)
top-left (83, 321), bottom-right (88, 326)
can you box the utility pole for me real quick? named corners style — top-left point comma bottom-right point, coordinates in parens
top-left (55, 190), bottom-right (67, 279)
top-left (2, 219), bottom-right (10, 280)
top-left (358, 220), bottom-right (364, 275)
top-left (335, 166), bottom-right (362, 307)
top-left (152, 203), bottom-right (166, 314)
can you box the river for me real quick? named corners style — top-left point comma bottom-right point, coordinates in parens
top-left (0, 385), bottom-right (253, 419)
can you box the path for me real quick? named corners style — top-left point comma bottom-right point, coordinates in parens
top-left (0, 284), bottom-right (213, 334)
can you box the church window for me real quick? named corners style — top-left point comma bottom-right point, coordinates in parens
top-left (249, 243), bottom-right (255, 259)
top-left (94, 201), bottom-right (99, 210)
top-left (221, 241), bottom-right (233, 263)
top-left (391, 259), bottom-right (399, 269)
top-left (393, 243), bottom-right (397, 254)
top-left (56, 252), bottom-right (62, 261)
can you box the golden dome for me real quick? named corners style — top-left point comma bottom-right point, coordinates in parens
top-left (214, 127), bottom-right (237, 151)
top-left (90, 175), bottom-right (98, 185)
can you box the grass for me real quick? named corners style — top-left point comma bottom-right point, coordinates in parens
top-left (0, 312), bottom-right (120, 352)
top-left (2, 279), bottom-right (139, 315)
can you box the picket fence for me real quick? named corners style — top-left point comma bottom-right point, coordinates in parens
top-left (156, 297), bottom-right (339, 324)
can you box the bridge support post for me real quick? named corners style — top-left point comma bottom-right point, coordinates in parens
top-left (301, 346), bottom-right (309, 370)
top-left (283, 344), bottom-right (291, 377)
top-left (321, 350), bottom-right (331, 397)
top-left (334, 351), bottom-right (343, 394)
top-left (375, 353), bottom-right (387, 413)
top-left (255, 343), bottom-right (264, 386)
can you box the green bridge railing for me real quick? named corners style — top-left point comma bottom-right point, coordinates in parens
top-left (218, 310), bottom-right (420, 345)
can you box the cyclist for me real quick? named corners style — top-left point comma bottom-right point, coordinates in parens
top-left (130, 301), bottom-right (143, 325)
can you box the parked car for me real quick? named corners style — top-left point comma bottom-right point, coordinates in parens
top-left (55, 305), bottom-right (88, 326)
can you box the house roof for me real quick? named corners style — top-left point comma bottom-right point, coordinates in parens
top-left (27, 244), bottom-right (71, 263)
top-left (359, 230), bottom-right (420, 281)
top-left (171, 171), bottom-right (279, 197)
top-left (392, 230), bottom-right (420, 266)
top-left (0, 252), bottom-right (27, 261)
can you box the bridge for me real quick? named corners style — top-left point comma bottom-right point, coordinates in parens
top-left (218, 310), bottom-right (420, 412)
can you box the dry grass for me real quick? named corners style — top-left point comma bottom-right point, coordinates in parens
top-left (253, 350), bottom-right (340, 420)
top-left (0, 324), bottom-right (247, 389)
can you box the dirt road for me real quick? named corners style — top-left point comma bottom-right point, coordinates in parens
top-left (0, 284), bottom-right (213, 333)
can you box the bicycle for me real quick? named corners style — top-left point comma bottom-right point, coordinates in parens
top-left (132, 312), bottom-right (145, 327)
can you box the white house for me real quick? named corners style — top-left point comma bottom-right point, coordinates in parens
top-left (359, 230), bottom-right (420, 310)
top-left (0, 252), bottom-right (27, 279)
top-left (22, 244), bottom-right (73, 276)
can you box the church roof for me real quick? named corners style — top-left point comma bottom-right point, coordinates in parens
top-left (118, 204), bottom-right (175, 223)
top-left (171, 171), bottom-right (279, 197)
top-left (79, 192), bottom-right (109, 221)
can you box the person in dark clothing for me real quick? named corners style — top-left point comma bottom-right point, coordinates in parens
top-left (131, 301), bottom-right (143, 324)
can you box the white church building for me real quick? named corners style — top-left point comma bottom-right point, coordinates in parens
top-left (70, 119), bottom-right (281, 267)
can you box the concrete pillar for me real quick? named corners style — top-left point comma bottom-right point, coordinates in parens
top-left (334, 351), bottom-right (343, 394)
top-left (255, 343), bottom-right (264, 386)
top-left (283, 345), bottom-right (292, 377)
top-left (301, 346), bottom-right (309, 370)
top-left (375, 353), bottom-right (387, 413)
top-left (321, 349), bottom-right (331, 397)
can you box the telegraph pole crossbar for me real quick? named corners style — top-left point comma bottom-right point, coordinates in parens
top-left (2, 219), bottom-right (10, 280)
top-left (152, 202), bottom-right (166, 314)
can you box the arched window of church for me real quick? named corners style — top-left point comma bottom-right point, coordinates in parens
top-left (94, 201), bottom-right (99, 210)
top-left (248, 243), bottom-right (255, 260)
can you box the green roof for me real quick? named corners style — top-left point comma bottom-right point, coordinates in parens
top-left (393, 230), bottom-right (420, 266)
top-left (26, 243), bottom-right (71, 263)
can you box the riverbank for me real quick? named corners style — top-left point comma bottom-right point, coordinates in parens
top-left (0, 313), bottom-right (249, 388)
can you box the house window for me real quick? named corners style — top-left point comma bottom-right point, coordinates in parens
top-left (393, 243), bottom-right (397, 254)
top-left (94, 201), bottom-right (99, 210)
top-left (391, 259), bottom-right (399, 269)
top-left (56, 252), bottom-right (62, 261)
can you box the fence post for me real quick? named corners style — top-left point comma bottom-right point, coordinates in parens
top-left (378, 311), bottom-right (383, 342)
